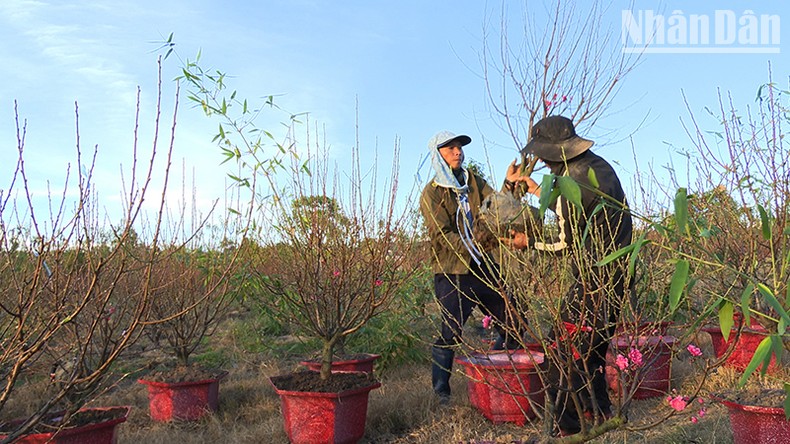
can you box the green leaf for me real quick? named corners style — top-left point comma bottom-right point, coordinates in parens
top-left (587, 167), bottom-right (599, 189)
top-left (738, 336), bottom-right (772, 386)
top-left (779, 316), bottom-right (787, 336)
top-left (756, 283), bottom-right (790, 325)
top-left (718, 301), bottom-right (733, 342)
top-left (596, 243), bottom-right (636, 267)
top-left (669, 259), bottom-right (689, 312)
top-left (557, 176), bottom-right (583, 211)
top-left (674, 188), bottom-right (689, 236)
top-left (628, 235), bottom-right (648, 277)
top-left (784, 384), bottom-right (790, 420)
top-left (740, 283), bottom-right (754, 326)
top-left (757, 204), bottom-right (772, 240)
top-left (757, 336), bottom-right (777, 376)
top-left (771, 335), bottom-right (784, 366)
top-left (538, 174), bottom-right (556, 218)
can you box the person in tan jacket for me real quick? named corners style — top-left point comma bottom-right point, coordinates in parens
top-left (419, 130), bottom-right (524, 404)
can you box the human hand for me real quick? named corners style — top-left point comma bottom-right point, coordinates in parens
top-left (505, 159), bottom-right (523, 183)
top-left (500, 229), bottom-right (530, 250)
top-left (524, 177), bottom-right (540, 196)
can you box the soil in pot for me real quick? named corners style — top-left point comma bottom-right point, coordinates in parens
top-left (270, 369), bottom-right (378, 392)
top-left (141, 365), bottom-right (227, 383)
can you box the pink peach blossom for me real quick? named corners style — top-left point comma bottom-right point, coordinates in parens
top-left (667, 395), bottom-right (688, 411)
top-left (628, 348), bottom-right (644, 367)
top-left (687, 344), bottom-right (702, 357)
top-left (374, 279), bottom-right (383, 286)
top-left (482, 315), bottom-right (493, 329)
top-left (690, 416), bottom-right (698, 424)
top-left (615, 354), bottom-right (629, 371)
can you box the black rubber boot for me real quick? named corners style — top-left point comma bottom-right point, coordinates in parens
top-left (431, 346), bottom-right (454, 404)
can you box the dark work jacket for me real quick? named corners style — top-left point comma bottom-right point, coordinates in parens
top-left (534, 150), bottom-right (632, 264)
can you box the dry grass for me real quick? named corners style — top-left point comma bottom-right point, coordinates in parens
top-left (7, 311), bottom-right (786, 443)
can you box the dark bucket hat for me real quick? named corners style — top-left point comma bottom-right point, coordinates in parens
top-left (520, 116), bottom-right (593, 162)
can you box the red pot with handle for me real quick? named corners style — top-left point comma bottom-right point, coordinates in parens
top-left (138, 371), bottom-right (228, 422)
top-left (0, 406), bottom-right (130, 444)
top-left (719, 399), bottom-right (790, 444)
top-left (455, 350), bottom-right (545, 426)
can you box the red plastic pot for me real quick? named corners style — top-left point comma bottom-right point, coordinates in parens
top-left (271, 377), bottom-right (381, 444)
top-left (703, 326), bottom-right (778, 372)
top-left (0, 406), bottom-right (130, 444)
top-left (720, 399), bottom-right (790, 444)
top-left (606, 335), bottom-right (675, 400)
top-left (138, 371), bottom-right (227, 422)
top-left (299, 353), bottom-right (380, 374)
top-left (455, 350), bottom-right (545, 426)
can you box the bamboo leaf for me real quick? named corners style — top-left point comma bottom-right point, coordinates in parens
top-left (674, 188), bottom-right (689, 236)
top-left (757, 204), bottom-right (772, 240)
top-left (719, 301), bottom-right (733, 341)
top-left (627, 235), bottom-right (648, 277)
top-left (538, 174), bottom-right (555, 218)
top-left (557, 176), bottom-right (582, 211)
top-left (740, 283), bottom-right (754, 326)
top-left (669, 259), bottom-right (689, 312)
top-left (784, 384), bottom-right (790, 420)
top-left (596, 243), bottom-right (636, 267)
top-left (757, 283), bottom-right (790, 325)
top-left (771, 335), bottom-right (784, 366)
top-left (587, 167), bottom-right (599, 189)
top-left (738, 336), bottom-right (772, 386)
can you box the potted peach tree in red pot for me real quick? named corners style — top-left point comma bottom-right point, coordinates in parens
top-left (624, 79), bottom-right (790, 443)
top-left (251, 138), bottom-right (418, 444)
top-left (137, 246), bottom-right (240, 422)
top-left (180, 56), bottom-right (420, 442)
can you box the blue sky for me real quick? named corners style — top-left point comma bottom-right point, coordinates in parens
top-left (1, 0), bottom-right (788, 228)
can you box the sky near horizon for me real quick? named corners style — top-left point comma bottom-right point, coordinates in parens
top-left (1, 0), bottom-right (789, 233)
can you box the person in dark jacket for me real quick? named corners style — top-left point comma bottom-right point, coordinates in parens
top-left (504, 116), bottom-right (633, 435)
top-left (419, 130), bottom-right (525, 404)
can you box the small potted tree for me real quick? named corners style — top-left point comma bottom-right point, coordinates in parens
top-left (179, 52), bottom-right (421, 443)
top-left (254, 135), bottom-right (418, 444)
top-left (137, 245), bottom-right (239, 422)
